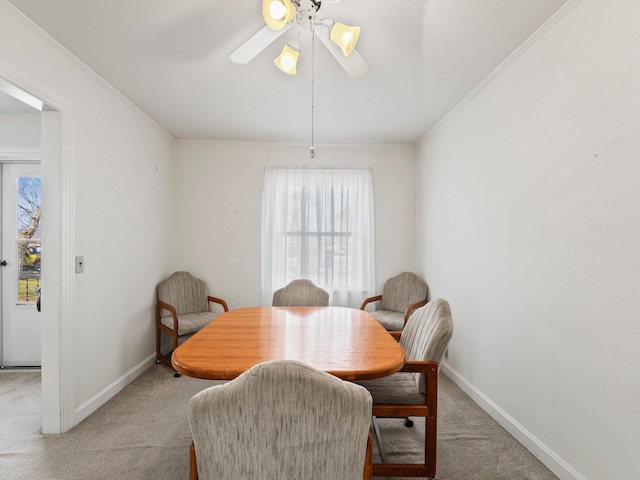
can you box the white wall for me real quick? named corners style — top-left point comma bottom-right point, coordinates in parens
top-left (174, 140), bottom-right (417, 309)
top-left (0, 114), bottom-right (40, 147)
top-left (416, 0), bottom-right (639, 478)
top-left (0, 3), bottom-right (175, 430)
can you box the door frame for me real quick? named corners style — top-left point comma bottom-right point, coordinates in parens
top-left (0, 66), bottom-right (74, 434)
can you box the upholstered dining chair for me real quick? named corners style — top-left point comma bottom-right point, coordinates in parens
top-left (360, 272), bottom-right (429, 331)
top-left (156, 271), bottom-right (228, 376)
top-left (272, 278), bottom-right (330, 306)
top-left (357, 298), bottom-right (453, 478)
top-left (188, 359), bottom-right (373, 480)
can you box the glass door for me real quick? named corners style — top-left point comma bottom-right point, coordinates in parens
top-left (1, 163), bottom-right (42, 367)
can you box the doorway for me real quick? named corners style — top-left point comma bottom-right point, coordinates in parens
top-left (1, 163), bottom-right (42, 367)
top-left (0, 73), bottom-right (68, 434)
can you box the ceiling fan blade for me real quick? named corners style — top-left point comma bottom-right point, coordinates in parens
top-left (229, 23), bottom-right (293, 64)
top-left (317, 33), bottom-right (369, 79)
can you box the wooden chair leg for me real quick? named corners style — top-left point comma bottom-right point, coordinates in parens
top-left (371, 416), bottom-right (388, 463)
top-left (363, 432), bottom-right (373, 480)
top-left (155, 326), bottom-right (162, 364)
top-left (156, 327), bottom-right (180, 376)
top-left (190, 441), bottom-right (198, 480)
top-left (156, 327), bottom-right (169, 367)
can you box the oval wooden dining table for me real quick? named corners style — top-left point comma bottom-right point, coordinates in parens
top-left (171, 306), bottom-right (405, 381)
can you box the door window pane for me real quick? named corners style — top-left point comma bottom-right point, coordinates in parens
top-left (17, 176), bottom-right (41, 304)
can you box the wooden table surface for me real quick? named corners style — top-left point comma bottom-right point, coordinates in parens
top-left (171, 306), bottom-right (405, 381)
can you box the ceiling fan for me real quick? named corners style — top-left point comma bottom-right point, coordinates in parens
top-left (229, 0), bottom-right (369, 79)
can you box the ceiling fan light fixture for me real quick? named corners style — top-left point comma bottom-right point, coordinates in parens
top-left (330, 22), bottom-right (360, 56)
top-left (262, 0), bottom-right (296, 30)
top-left (274, 42), bottom-right (300, 75)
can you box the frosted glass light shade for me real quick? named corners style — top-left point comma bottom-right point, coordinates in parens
top-left (330, 22), bottom-right (360, 56)
top-left (274, 43), bottom-right (300, 75)
top-left (262, 0), bottom-right (296, 30)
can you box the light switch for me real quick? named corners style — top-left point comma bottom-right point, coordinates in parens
top-left (75, 256), bottom-right (84, 273)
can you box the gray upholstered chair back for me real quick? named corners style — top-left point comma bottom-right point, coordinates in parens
top-left (272, 279), bottom-right (330, 306)
top-left (189, 359), bottom-right (372, 480)
top-left (157, 271), bottom-right (209, 317)
top-left (399, 298), bottom-right (453, 394)
top-left (378, 272), bottom-right (428, 313)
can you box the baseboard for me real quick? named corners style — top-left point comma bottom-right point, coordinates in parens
top-left (441, 363), bottom-right (585, 480)
top-left (73, 354), bottom-right (156, 425)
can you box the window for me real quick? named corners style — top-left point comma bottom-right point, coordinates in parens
top-left (17, 176), bottom-right (42, 304)
top-left (262, 168), bottom-right (375, 307)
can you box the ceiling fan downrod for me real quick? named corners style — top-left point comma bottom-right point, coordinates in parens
top-left (309, 13), bottom-right (316, 159)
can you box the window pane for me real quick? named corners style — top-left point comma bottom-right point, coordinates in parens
top-left (17, 176), bottom-right (41, 304)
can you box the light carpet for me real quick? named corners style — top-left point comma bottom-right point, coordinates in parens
top-left (0, 365), bottom-right (557, 479)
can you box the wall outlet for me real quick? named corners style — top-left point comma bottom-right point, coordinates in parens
top-left (75, 256), bottom-right (84, 273)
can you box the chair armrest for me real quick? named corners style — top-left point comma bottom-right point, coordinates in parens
top-left (360, 294), bottom-right (382, 310)
top-left (403, 299), bottom-right (428, 324)
top-left (157, 300), bottom-right (179, 331)
top-left (399, 360), bottom-right (438, 374)
top-left (208, 296), bottom-right (229, 312)
top-left (389, 331), bottom-right (402, 341)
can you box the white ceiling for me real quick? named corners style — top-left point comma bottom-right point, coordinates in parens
top-left (5, 0), bottom-right (568, 144)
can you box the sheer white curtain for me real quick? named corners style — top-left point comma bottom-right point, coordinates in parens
top-left (262, 168), bottom-right (375, 307)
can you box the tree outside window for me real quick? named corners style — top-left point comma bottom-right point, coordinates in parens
top-left (17, 176), bottom-right (41, 303)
